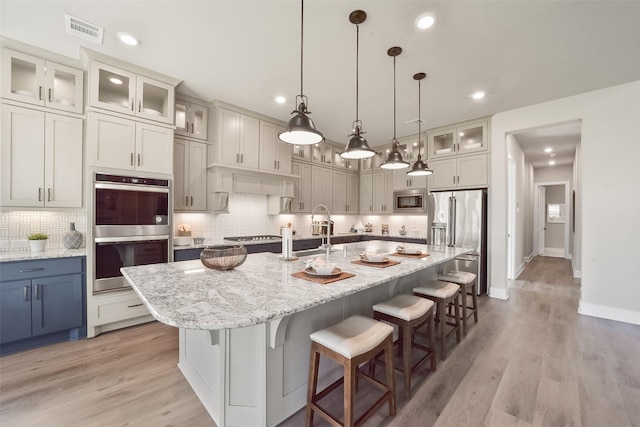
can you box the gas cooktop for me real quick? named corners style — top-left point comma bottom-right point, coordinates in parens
top-left (224, 235), bottom-right (281, 242)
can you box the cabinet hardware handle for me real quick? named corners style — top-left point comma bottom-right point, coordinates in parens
top-left (131, 153), bottom-right (134, 166)
top-left (191, 123), bottom-right (194, 133)
top-left (131, 99), bottom-right (135, 111)
top-left (38, 86), bottom-right (43, 100)
top-left (38, 188), bottom-right (42, 202)
top-left (185, 122), bottom-right (189, 132)
top-left (277, 160), bottom-right (280, 169)
top-left (138, 100), bottom-right (142, 113)
top-left (457, 175), bottom-right (460, 184)
top-left (274, 160), bottom-right (277, 169)
top-left (20, 268), bottom-right (44, 273)
top-left (48, 188), bottom-right (52, 202)
top-left (236, 153), bottom-right (240, 163)
top-left (128, 303), bottom-right (143, 308)
top-left (241, 154), bottom-right (244, 163)
top-left (301, 202), bottom-right (304, 210)
top-left (185, 196), bottom-right (189, 206)
top-left (453, 176), bottom-right (456, 184)
top-left (24, 286), bottom-right (30, 301)
top-left (137, 154), bottom-right (141, 166)
top-left (48, 88), bottom-right (52, 102)
top-left (190, 196), bottom-right (193, 206)
top-left (34, 285), bottom-right (40, 300)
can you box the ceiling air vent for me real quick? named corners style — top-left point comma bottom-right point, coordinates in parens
top-left (404, 118), bottom-right (424, 126)
top-left (65, 14), bottom-right (103, 44)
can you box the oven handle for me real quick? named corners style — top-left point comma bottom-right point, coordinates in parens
top-left (94, 182), bottom-right (169, 194)
top-left (95, 235), bottom-right (170, 243)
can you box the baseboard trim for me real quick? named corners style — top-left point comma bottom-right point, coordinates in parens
top-left (543, 248), bottom-right (565, 258)
top-left (523, 252), bottom-right (534, 263)
top-left (489, 286), bottom-right (509, 300)
top-left (571, 258), bottom-right (582, 278)
top-left (578, 301), bottom-right (640, 325)
top-left (514, 263), bottom-right (525, 280)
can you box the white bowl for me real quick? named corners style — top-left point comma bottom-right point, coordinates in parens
top-left (314, 264), bottom-right (336, 275)
top-left (401, 247), bottom-right (421, 254)
top-left (173, 236), bottom-right (192, 246)
top-left (365, 253), bottom-right (387, 262)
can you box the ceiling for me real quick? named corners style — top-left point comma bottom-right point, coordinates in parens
top-left (2, 1), bottom-right (640, 149)
top-left (512, 121), bottom-right (580, 169)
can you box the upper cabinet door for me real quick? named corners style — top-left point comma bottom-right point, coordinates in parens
top-left (456, 121), bottom-right (488, 155)
top-left (44, 113), bottom-right (83, 208)
top-left (1, 49), bottom-right (83, 114)
top-left (428, 119), bottom-right (489, 159)
top-left (190, 103), bottom-right (208, 140)
top-left (136, 75), bottom-right (174, 125)
top-left (428, 127), bottom-right (456, 158)
top-left (90, 61), bottom-right (136, 115)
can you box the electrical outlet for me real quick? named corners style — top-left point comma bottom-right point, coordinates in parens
top-left (11, 239), bottom-right (28, 249)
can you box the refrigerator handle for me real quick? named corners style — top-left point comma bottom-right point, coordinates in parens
top-left (450, 196), bottom-right (457, 246)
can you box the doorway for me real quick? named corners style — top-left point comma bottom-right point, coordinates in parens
top-left (534, 181), bottom-right (570, 258)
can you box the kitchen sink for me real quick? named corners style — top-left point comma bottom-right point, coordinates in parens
top-left (293, 246), bottom-right (340, 257)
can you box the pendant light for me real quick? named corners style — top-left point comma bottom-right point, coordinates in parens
top-left (278, 0), bottom-right (324, 145)
top-left (407, 72), bottom-right (433, 176)
top-left (380, 47), bottom-right (409, 170)
top-left (340, 10), bottom-right (375, 160)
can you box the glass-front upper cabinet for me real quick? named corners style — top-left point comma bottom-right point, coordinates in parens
top-left (360, 149), bottom-right (386, 171)
top-left (175, 100), bottom-right (208, 140)
top-left (333, 149), bottom-right (358, 170)
top-left (428, 119), bottom-right (488, 159)
top-left (89, 61), bottom-right (174, 125)
top-left (291, 144), bottom-right (311, 161)
top-left (311, 142), bottom-right (333, 166)
top-left (1, 48), bottom-right (83, 114)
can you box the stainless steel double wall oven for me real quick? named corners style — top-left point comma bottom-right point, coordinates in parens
top-left (92, 173), bottom-right (171, 293)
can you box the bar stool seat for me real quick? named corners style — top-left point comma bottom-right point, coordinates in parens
top-left (439, 271), bottom-right (478, 336)
top-left (413, 280), bottom-right (461, 360)
top-left (371, 294), bottom-right (436, 399)
top-left (306, 315), bottom-right (396, 427)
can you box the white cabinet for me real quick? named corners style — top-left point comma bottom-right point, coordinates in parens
top-left (333, 171), bottom-right (359, 214)
top-left (291, 144), bottom-right (311, 162)
top-left (393, 170), bottom-right (428, 191)
top-left (310, 165), bottom-right (333, 211)
top-left (1, 48), bottom-right (84, 115)
top-left (214, 108), bottom-right (259, 169)
top-left (174, 138), bottom-right (207, 211)
top-left (333, 149), bottom-right (358, 171)
top-left (87, 112), bottom-right (173, 174)
top-left (428, 120), bottom-right (488, 159)
top-left (291, 161), bottom-right (311, 213)
top-left (175, 100), bottom-right (208, 140)
top-left (359, 174), bottom-right (373, 214)
top-left (1, 104), bottom-right (83, 208)
top-left (429, 154), bottom-right (488, 191)
top-left (372, 171), bottom-right (394, 213)
top-left (311, 143), bottom-right (333, 167)
top-left (259, 121), bottom-right (292, 174)
top-left (89, 61), bottom-right (175, 125)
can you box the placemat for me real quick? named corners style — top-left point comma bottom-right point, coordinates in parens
top-left (389, 252), bottom-right (430, 259)
top-left (351, 259), bottom-right (401, 268)
top-left (292, 271), bottom-right (355, 285)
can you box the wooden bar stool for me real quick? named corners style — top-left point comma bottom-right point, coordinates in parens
top-left (413, 280), bottom-right (461, 360)
top-left (371, 294), bottom-right (437, 399)
top-left (306, 315), bottom-right (396, 427)
top-left (439, 271), bottom-right (478, 336)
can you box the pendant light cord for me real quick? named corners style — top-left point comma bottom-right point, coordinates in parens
top-left (418, 78), bottom-right (422, 157)
top-left (393, 54), bottom-right (397, 143)
top-left (355, 23), bottom-right (360, 123)
top-left (300, 0), bottom-right (304, 97)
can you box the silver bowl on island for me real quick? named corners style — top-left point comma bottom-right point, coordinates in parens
top-left (200, 245), bottom-right (247, 270)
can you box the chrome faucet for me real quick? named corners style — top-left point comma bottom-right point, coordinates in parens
top-left (311, 204), bottom-right (331, 256)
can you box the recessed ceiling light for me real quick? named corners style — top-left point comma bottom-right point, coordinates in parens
top-left (109, 77), bottom-right (123, 85)
top-left (471, 91), bottom-right (485, 100)
top-left (459, 132), bottom-right (464, 136)
top-left (275, 95), bottom-right (286, 104)
top-left (550, 153), bottom-right (557, 157)
top-left (544, 147), bottom-right (553, 153)
top-left (416, 13), bottom-right (436, 29)
top-left (548, 160), bottom-right (556, 166)
top-left (117, 32), bottom-right (140, 46)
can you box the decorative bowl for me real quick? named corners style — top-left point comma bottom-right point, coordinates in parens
top-left (200, 245), bottom-right (247, 270)
top-left (173, 236), bottom-right (191, 246)
top-left (364, 251), bottom-right (387, 262)
top-left (313, 264), bottom-right (336, 275)
top-left (193, 237), bottom-right (205, 244)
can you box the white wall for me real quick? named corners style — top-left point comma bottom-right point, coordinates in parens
top-left (507, 135), bottom-right (527, 276)
top-left (573, 142), bottom-right (582, 276)
top-left (490, 80), bottom-right (640, 324)
top-left (535, 165), bottom-right (573, 183)
top-left (543, 184), bottom-right (565, 250)
top-left (524, 162), bottom-right (535, 260)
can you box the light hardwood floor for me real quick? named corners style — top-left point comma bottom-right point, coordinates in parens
top-left (2, 256), bottom-right (639, 427)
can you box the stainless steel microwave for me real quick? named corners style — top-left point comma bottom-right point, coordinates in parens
top-left (393, 189), bottom-right (427, 214)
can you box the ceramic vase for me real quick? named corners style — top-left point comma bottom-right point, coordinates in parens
top-left (29, 240), bottom-right (46, 252)
top-left (63, 222), bottom-right (83, 249)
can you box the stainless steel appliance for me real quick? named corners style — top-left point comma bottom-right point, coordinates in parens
top-left (393, 189), bottom-right (427, 214)
top-left (428, 189), bottom-right (487, 295)
top-left (92, 173), bottom-right (171, 293)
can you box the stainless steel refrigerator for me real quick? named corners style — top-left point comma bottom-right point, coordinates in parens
top-left (428, 189), bottom-right (487, 295)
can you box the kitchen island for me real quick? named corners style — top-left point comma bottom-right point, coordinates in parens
top-left (121, 241), bottom-right (469, 427)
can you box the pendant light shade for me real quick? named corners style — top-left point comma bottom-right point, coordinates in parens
top-left (407, 72), bottom-right (433, 176)
top-left (278, 0), bottom-right (324, 145)
top-left (380, 46), bottom-right (409, 170)
top-left (341, 10), bottom-right (375, 160)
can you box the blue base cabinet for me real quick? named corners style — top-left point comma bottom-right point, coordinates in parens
top-left (0, 257), bottom-right (86, 355)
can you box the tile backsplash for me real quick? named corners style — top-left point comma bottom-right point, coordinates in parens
top-left (0, 210), bottom-right (87, 251)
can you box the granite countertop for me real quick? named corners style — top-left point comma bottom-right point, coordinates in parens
top-left (0, 248), bottom-right (87, 262)
top-left (122, 240), bottom-right (469, 331)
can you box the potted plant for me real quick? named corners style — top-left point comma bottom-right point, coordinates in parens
top-left (27, 233), bottom-right (48, 252)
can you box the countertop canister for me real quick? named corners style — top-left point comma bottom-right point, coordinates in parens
top-left (63, 222), bottom-right (83, 249)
